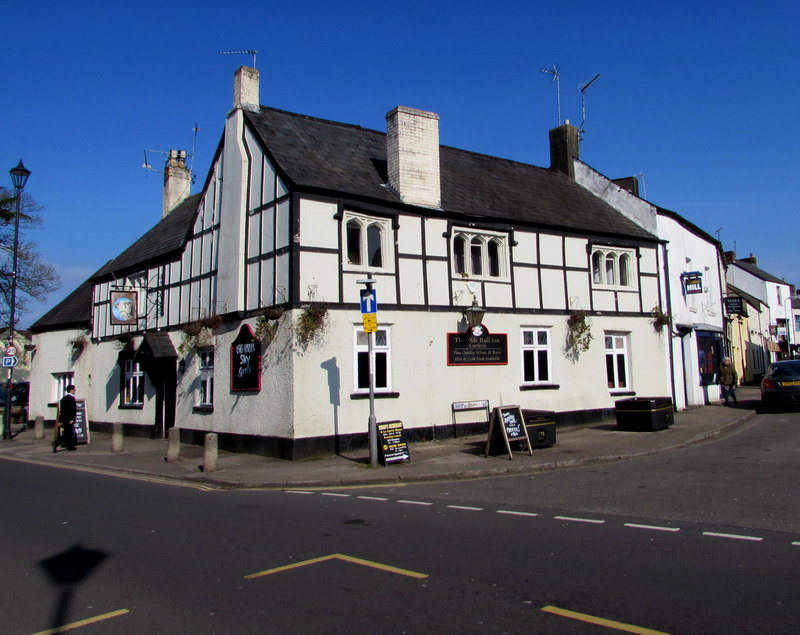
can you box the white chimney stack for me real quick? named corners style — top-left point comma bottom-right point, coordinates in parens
top-left (385, 106), bottom-right (441, 209)
top-left (233, 66), bottom-right (260, 112)
top-left (163, 150), bottom-right (191, 217)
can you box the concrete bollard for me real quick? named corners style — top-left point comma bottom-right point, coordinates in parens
top-left (111, 423), bottom-right (124, 453)
top-left (203, 433), bottom-right (218, 473)
top-left (166, 427), bottom-right (181, 463)
top-left (34, 416), bottom-right (45, 440)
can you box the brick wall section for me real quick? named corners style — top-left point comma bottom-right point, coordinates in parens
top-left (234, 66), bottom-right (260, 112)
top-left (386, 106), bottom-right (441, 209)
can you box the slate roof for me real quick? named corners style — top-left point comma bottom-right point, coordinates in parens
top-left (29, 275), bottom-right (95, 332)
top-left (733, 259), bottom-right (787, 285)
top-left (93, 193), bottom-right (202, 280)
top-left (244, 107), bottom-right (658, 241)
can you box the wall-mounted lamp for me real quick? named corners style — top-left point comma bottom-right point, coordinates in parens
top-left (178, 358), bottom-right (186, 374)
top-left (463, 298), bottom-right (486, 335)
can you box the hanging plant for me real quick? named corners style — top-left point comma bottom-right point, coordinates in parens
top-left (651, 305), bottom-right (672, 333)
top-left (68, 334), bottom-right (90, 360)
top-left (255, 314), bottom-right (279, 344)
top-left (294, 301), bottom-right (328, 346)
top-left (565, 310), bottom-right (593, 355)
top-left (178, 315), bottom-right (223, 354)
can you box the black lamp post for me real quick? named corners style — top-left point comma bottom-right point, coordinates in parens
top-left (3, 160), bottom-right (30, 440)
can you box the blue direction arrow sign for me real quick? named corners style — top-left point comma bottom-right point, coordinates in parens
top-left (2, 356), bottom-right (18, 368)
top-left (360, 289), bottom-right (378, 314)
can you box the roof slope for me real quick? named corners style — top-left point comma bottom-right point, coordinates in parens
top-left (94, 193), bottom-right (202, 279)
top-left (29, 275), bottom-right (94, 332)
top-left (733, 259), bottom-right (787, 285)
top-left (244, 107), bottom-right (657, 241)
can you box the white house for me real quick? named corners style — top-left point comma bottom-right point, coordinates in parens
top-left (29, 67), bottom-right (670, 458)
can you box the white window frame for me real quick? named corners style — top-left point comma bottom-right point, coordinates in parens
top-left (122, 359), bottom-right (144, 406)
top-left (605, 332), bottom-right (630, 392)
top-left (451, 229), bottom-right (509, 281)
top-left (591, 248), bottom-right (635, 290)
top-left (198, 349), bottom-right (214, 407)
top-left (343, 212), bottom-right (394, 273)
top-left (52, 372), bottom-right (74, 402)
top-left (521, 327), bottom-right (552, 385)
top-left (353, 326), bottom-right (392, 394)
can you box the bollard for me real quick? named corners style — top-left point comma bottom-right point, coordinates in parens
top-left (203, 433), bottom-right (218, 473)
top-left (34, 416), bottom-right (45, 440)
top-left (166, 427), bottom-right (181, 463)
top-left (111, 423), bottom-right (124, 453)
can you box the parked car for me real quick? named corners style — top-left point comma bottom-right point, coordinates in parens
top-left (0, 381), bottom-right (29, 422)
top-left (761, 361), bottom-right (800, 411)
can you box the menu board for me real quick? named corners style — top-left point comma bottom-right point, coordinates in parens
top-left (377, 420), bottom-right (411, 465)
top-left (73, 400), bottom-right (89, 444)
top-left (230, 325), bottom-right (261, 392)
top-left (484, 406), bottom-right (532, 460)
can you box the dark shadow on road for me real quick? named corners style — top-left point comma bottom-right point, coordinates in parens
top-left (39, 544), bottom-right (110, 632)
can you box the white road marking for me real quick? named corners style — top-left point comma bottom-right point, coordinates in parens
top-left (446, 505), bottom-right (483, 511)
top-left (398, 499), bottom-right (434, 506)
top-left (321, 492), bottom-right (350, 497)
top-left (554, 515), bottom-right (605, 524)
top-left (624, 523), bottom-right (681, 533)
top-left (497, 510), bottom-right (539, 517)
top-left (284, 490), bottom-right (314, 495)
top-left (357, 495), bottom-right (388, 501)
top-left (702, 531), bottom-right (763, 542)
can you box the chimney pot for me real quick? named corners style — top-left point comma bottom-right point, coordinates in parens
top-left (163, 150), bottom-right (191, 217)
top-left (385, 106), bottom-right (441, 208)
top-left (233, 66), bottom-right (260, 112)
top-left (549, 123), bottom-right (580, 179)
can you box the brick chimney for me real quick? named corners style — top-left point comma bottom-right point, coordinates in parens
top-left (233, 66), bottom-right (260, 112)
top-left (163, 150), bottom-right (191, 217)
top-left (549, 122), bottom-right (580, 179)
top-left (385, 106), bottom-right (441, 209)
top-left (723, 250), bottom-right (736, 264)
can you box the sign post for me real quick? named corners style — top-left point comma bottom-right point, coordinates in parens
top-left (357, 275), bottom-right (379, 467)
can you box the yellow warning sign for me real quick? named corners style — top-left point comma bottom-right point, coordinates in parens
top-left (362, 313), bottom-right (377, 333)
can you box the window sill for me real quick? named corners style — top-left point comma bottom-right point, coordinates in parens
top-left (193, 405), bottom-right (214, 414)
top-left (520, 384), bottom-right (560, 391)
top-left (118, 404), bottom-right (144, 410)
top-left (350, 392), bottom-right (400, 400)
top-left (610, 390), bottom-right (636, 397)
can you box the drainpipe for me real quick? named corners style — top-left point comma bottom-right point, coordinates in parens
top-left (662, 243), bottom-right (678, 410)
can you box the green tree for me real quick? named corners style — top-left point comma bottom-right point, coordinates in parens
top-left (0, 186), bottom-right (60, 327)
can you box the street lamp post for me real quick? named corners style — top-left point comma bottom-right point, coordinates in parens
top-left (3, 160), bottom-right (30, 440)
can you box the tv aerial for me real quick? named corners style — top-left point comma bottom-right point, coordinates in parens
top-left (540, 64), bottom-right (561, 125)
top-left (141, 124), bottom-right (200, 184)
top-left (579, 73), bottom-right (601, 136)
top-left (219, 49), bottom-right (258, 67)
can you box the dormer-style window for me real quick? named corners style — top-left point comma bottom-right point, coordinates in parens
top-left (344, 212), bottom-right (393, 272)
top-left (452, 230), bottom-right (508, 280)
top-left (591, 248), bottom-right (635, 290)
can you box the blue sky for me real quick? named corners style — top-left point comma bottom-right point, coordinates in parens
top-left (5, 1), bottom-right (799, 328)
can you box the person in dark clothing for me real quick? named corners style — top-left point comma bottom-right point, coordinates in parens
top-left (54, 385), bottom-right (78, 451)
top-left (719, 358), bottom-right (738, 407)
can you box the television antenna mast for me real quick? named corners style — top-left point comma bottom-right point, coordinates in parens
top-left (219, 49), bottom-right (258, 68)
top-left (540, 65), bottom-right (561, 125)
top-left (579, 73), bottom-right (601, 135)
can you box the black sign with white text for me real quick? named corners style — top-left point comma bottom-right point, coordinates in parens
top-left (230, 325), bottom-right (261, 392)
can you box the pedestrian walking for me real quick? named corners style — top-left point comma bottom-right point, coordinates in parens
top-left (54, 385), bottom-right (78, 451)
top-left (719, 358), bottom-right (738, 407)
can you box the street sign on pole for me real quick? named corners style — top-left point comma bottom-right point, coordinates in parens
top-left (357, 276), bottom-right (379, 468)
top-left (4, 345), bottom-right (17, 357)
top-left (2, 356), bottom-right (18, 368)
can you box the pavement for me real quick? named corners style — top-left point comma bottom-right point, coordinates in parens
top-left (0, 387), bottom-right (761, 490)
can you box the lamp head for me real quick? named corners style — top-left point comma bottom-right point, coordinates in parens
top-left (9, 160), bottom-right (30, 190)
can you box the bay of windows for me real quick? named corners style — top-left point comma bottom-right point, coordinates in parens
top-left (453, 230), bottom-right (506, 279)
top-left (345, 214), bottom-right (391, 270)
top-left (591, 248), bottom-right (633, 288)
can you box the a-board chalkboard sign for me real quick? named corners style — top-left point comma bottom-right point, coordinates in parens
top-left (230, 324), bottom-right (262, 392)
top-left (377, 420), bottom-right (411, 465)
top-left (73, 400), bottom-right (89, 444)
top-left (484, 406), bottom-right (532, 460)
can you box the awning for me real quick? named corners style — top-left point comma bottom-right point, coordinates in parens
top-left (134, 332), bottom-right (178, 361)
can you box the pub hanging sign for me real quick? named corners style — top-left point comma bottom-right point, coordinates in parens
top-left (724, 296), bottom-right (746, 316)
top-left (681, 271), bottom-right (704, 295)
top-left (230, 324), bottom-right (261, 392)
top-left (110, 290), bottom-right (139, 325)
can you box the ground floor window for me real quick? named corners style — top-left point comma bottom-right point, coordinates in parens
top-left (354, 326), bottom-right (391, 393)
top-left (121, 357), bottom-right (144, 406)
top-left (52, 372), bottom-right (74, 402)
top-left (198, 348), bottom-right (214, 407)
top-left (521, 327), bottom-right (551, 384)
top-left (697, 331), bottom-right (724, 385)
top-left (605, 333), bottom-right (629, 391)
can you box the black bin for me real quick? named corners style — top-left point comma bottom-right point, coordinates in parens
top-left (523, 410), bottom-right (557, 448)
top-left (614, 397), bottom-right (673, 431)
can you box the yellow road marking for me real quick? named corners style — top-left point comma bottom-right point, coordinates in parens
top-left (542, 605), bottom-right (669, 634)
top-left (245, 553), bottom-right (428, 580)
top-left (31, 608), bottom-right (129, 634)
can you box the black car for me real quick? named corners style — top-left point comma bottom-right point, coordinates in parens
top-left (761, 361), bottom-right (800, 410)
